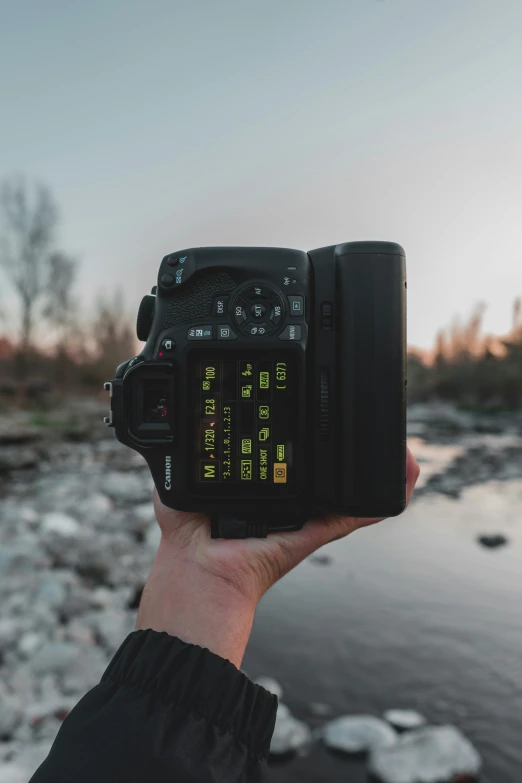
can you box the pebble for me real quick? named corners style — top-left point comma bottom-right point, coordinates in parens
top-left (369, 725), bottom-right (481, 783)
top-left (322, 715), bottom-right (397, 754)
top-left (384, 709), bottom-right (427, 732)
top-left (477, 534), bottom-right (508, 549)
top-left (254, 676), bottom-right (283, 699)
top-left (269, 702), bottom-right (312, 755)
top-left (41, 513), bottom-right (80, 537)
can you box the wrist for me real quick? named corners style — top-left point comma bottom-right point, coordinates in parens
top-left (136, 538), bottom-right (257, 669)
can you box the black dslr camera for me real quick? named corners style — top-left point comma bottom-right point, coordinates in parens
top-left (104, 242), bottom-right (406, 538)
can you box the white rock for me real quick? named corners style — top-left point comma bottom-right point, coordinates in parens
top-left (0, 764), bottom-right (29, 783)
top-left (254, 676), bottom-right (283, 699)
top-left (81, 493), bottom-right (113, 518)
top-left (145, 524), bottom-right (162, 550)
top-left (66, 619), bottom-right (96, 646)
top-left (86, 610), bottom-right (133, 653)
top-left (384, 709), bottom-right (427, 731)
top-left (31, 642), bottom-right (78, 675)
top-left (0, 619), bottom-right (23, 650)
top-left (34, 576), bottom-right (67, 609)
top-left (41, 512), bottom-right (80, 537)
top-left (322, 715), bottom-right (396, 754)
top-left (369, 725), bottom-right (482, 783)
top-left (18, 632), bottom-right (44, 658)
top-left (0, 683), bottom-right (23, 737)
top-left (309, 702), bottom-right (333, 718)
top-left (133, 503), bottom-right (155, 523)
top-left (270, 702), bottom-right (312, 755)
top-left (19, 507), bottom-right (39, 526)
top-left (102, 472), bottom-right (151, 502)
top-left (13, 740), bottom-right (53, 777)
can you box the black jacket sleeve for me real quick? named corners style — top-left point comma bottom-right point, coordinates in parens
top-left (30, 629), bottom-right (278, 783)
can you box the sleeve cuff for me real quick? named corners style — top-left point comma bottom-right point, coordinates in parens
top-left (101, 629), bottom-right (277, 758)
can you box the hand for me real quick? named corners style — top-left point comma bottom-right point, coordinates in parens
top-left (136, 449), bottom-right (420, 667)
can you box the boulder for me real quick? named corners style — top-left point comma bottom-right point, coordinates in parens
top-left (369, 725), bottom-right (481, 783)
top-left (477, 534), bottom-right (508, 549)
top-left (322, 715), bottom-right (396, 754)
top-left (254, 676), bottom-right (283, 699)
top-left (0, 683), bottom-right (23, 738)
top-left (0, 447), bottom-right (40, 474)
top-left (41, 513), bottom-right (80, 537)
top-left (269, 703), bottom-right (312, 756)
top-left (30, 642), bottom-right (78, 676)
top-left (384, 710), bottom-right (427, 732)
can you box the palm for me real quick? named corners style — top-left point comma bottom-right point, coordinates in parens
top-left (154, 449), bottom-right (419, 603)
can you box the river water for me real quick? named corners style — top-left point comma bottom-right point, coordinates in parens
top-left (245, 448), bottom-right (522, 782)
top-left (1, 405), bottom-right (522, 782)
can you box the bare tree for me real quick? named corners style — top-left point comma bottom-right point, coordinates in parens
top-left (43, 251), bottom-right (78, 345)
top-left (0, 176), bottom-right (74, 375)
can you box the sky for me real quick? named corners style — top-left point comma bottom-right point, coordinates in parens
top-left (0, 0), bottom-right (521, 348)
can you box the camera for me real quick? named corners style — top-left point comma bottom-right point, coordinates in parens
top-left (104, 242), bottom-right (407, 538)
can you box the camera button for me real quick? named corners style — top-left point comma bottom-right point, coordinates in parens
top-left (160, 338), bottom-right (176, 353)
top-left (278, 324), bottom-right (302, 341)
top-left (160, 273), bottom-right (175, 288)
top-left (217, 325), bottom-right (238, 340)
top-left (244, 285), bottom-right (271, 300)
top-left (288, 296), bottom-right (304, 316)
top-left (249, 302), bottom-right (268, 320)
top-left (233, 304), bottom-right (248, 325)
top-left (269, 304), bottom-right (283, 325)
top-left (212, 296), bottom-right (229, 317)
top-left (247, 322), bottom-right (269, 336)
top-left (187, 326), bottom-right (213, 340)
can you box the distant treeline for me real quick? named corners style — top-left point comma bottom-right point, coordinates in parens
top-left (408, 301), bottom-right (522, 410)
top-left (1, 175), bottom-right (521, 410)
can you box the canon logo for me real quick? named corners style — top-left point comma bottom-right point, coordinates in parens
top-left (165, 456), bottom-right (172, 490)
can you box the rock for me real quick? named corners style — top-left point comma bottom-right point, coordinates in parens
top-left (309, 702), bottom-right (333, 718)
top-left (80, 493), bottom-right (113, 519)
top-left (384, 710), bottom-right (427, 732)
top-left (0, 425), bottom-right (42, 445)
top-left (34, 576), bottom-right (68, 610)
top-left (369, 725), bottom-right (481, 783)
top-left (133, 503), bottom-right (155, 524)
top-left (101, 472), bottom-right (152, 503)
top-left (0, 764), bottom-right (30, 783)
top-left (269, 702), bottom-right (312, 756)
top-left (65, 619), bottom-right (96, 646)
top-left (145, 524), bottom-right (162, 550)
top-left (477, 534), bottom-right (508, 549)
top-left (11, 740), bottom-right (53, 778)
top-left (0, 447), bottom-right (40, 473)
top-left (308, 554), bottom-right (333, 566)
top-left (0, 683), bottom-right (23, 738)
top-left (85, 610), bottom-right (134, 653)
top-left (19, 507), bottom-right (39, 526)
top-left (18, 632), bottom-right (44, 658)
top-left (61, 644), bottom-right (107, 694)
top-left (0, 543), bottom-right (49, 580)
top-left (31, 642), bottom-right (78, 676)
top-left (322, 715), bottom-right (396, 754)
top-left (254, 676), bottom-right (283, 699)
top-left (0, 619), bottom-right (24, 652)
top-left (41, 512), bottom-right (80, 537)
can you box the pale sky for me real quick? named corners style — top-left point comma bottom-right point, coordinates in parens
top-left (1, 0), bottom-right (521, 348)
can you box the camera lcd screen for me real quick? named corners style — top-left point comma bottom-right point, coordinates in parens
top-left (189, 355), bottom-right (297, 495)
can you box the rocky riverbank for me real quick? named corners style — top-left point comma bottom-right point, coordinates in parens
top-left (1, 399), bottom-right (521, 781)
